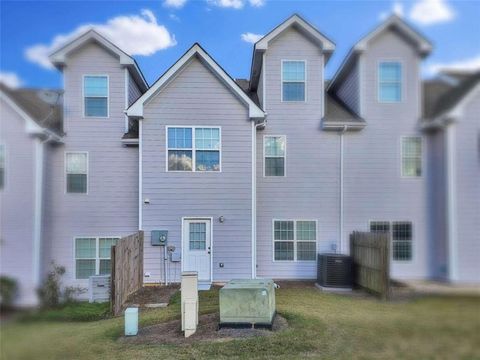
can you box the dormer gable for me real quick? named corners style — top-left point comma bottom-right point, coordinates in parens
top-left (49, 29), bottom-right (148, 93)
top-left (249, 14), bottom-right (335, 92)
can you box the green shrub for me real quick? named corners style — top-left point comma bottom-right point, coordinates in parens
top-left (0, 276), bottom-right (18, 309)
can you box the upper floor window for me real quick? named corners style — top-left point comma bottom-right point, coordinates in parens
top-left (370, 221), bottom-right (413, 261)
top-left (167, 127), bottom-right (221, 172)
top-left (378, 62), bottom-right (402, 103)
top-left (282, 60), bottom-right (306, 102)
top-left (274, 220), bottom-right (317, 261)
top-left (84, 75), bottom-right (108, 117)
top-left (75, 237), bottom-right (119, 279)
top-left (0, 144), bottom-right (4, 189)
top-left (264, 135), bottom-right (286, 176)
top-left (66, 152), bottom-right (88, 193)
top-left (402, 136), bottom-right (422, 177)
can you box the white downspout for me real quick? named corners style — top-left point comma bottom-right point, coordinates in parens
top-left (139, 119), bottom-right (143, 230)
top-left (445, 123), bottom-right (458, 282)
top-left (339, 125), bottom-right (347, 254)
top-left (33, 136), bottom-right (48, 288)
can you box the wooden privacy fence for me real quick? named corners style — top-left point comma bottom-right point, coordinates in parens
top-left (350, 231), bottom-right (390, 299)
top-left (111, 231), bottom-right (144, 316)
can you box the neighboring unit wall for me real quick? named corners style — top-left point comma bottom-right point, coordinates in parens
top-left (426, 130), bottom-right (448, 279)
top-left (128, 72), bottom-right (142, 106)
top-left (256, 27), bottom-right (340, 279)
top-left (336, 61), bottom-right (360, 114)
top-left (0, 98), bottom-right (38, 306)
top-left (454, 88), bottom-right (480, 283)
top-left (343, 29), bottom-right (429, 280)
top-left (42, 43), bottom-right (139, 293)
top-left (141, 57), bottom-right (253, 283)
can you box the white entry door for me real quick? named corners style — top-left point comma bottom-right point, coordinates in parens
top-left (183, 218), bottom-right (212, 282)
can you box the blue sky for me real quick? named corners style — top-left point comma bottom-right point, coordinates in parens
top-left (1, 0), bottom-right (479, 89)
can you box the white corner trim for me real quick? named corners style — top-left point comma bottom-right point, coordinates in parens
top-left (33, 138), bottom-right (45, 287)
top-left (445, 124), bottom-right (458, 282)
top-left (124, 68), bottom-right (129, 133)
top-left (127, 44), bottom-right (265, 119)
top-left (139, 120), bottom-right (143, 230)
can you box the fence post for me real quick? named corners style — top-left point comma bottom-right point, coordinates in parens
top-left (110, 245), bottom-right (116, 314)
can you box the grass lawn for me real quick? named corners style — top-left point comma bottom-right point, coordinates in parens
top-left (2, 287), bottom-right (479, 360)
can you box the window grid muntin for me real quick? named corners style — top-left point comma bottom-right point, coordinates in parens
top-left (189, 222), bottom-right (207, 250)
top-left (402, 137), bottom-right (422, 177)
top-left (264, 136), bottom-right (286, 177)
top-left (378, 61), bottom-right (402, 103)
top-left (282, 60), bottom-right (306, 102)
top-left (167, 126), bottom-right (221, 172)
top-left (75, 236), bottom-right (119, 279)
top-left (84, 75), bottom-right (108, 117)
top-left (370, 221), bottom-right (412, 261)
top-left (274, 220), bottom-right (316, 261)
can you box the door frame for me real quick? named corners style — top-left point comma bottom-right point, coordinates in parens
top-left (181, 216), bottom-right (214, 283)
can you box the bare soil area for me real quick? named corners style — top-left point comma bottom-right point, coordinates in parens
top-left (124, 285), bottom-right (179, 307)
top-left (119, 313), bottom-right (288, 345)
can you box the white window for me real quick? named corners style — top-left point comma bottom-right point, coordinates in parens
top-left (66, 152), bottom-right (88, 193)
top-left (84, 75), bottom-right (108, 117)
top-left (0, 144), bottom-right (4, 189)
top-left (370, 221), bottom-right (413, 261)
top-left (75, 237), bottom-right (119, 279)
top-left (264, 136), bottom-right (286, 177)
top-left (378, 62), bottom-right (402, 102)
top-left (282, 60), bottom-right (306, 102)
top-left (273, 220), bottom-right (317, 261)
top-left (167, 127), bottom-right (221, 172)
top-left (402, 137), bottom-right (422, 177)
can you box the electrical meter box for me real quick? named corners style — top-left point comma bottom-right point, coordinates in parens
top-left (151, 230), bottom-right (168, 246)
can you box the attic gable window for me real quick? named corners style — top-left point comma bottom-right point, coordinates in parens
top-left (84, 75), bottom-right (108, 117)
top-left (282, 60), bottom-right (306, 102)
top-left (378, 62), bottom-right (402, 102)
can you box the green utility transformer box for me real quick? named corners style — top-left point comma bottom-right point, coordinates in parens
top-left (219, 279), bottom-right (276, 327)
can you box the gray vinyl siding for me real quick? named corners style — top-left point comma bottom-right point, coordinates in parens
top-left (141, 57), bottom-right (253, 283)
top-left (0, 98), bottom-right (38, 306)
top-left (42, 43), bottom-right (138, 293)
top-left (256, 27), bottom-right (338, 279)
top-left (337, 61), bottom-right (360, 114)
top-left (426, 130), bottom-right (448, 280)
top-left (128, 72), bottom-right (142, 106)
top-left (454, 88), bottom-right (480, 283)
top-left (343, 29), bottom-right (429, 280)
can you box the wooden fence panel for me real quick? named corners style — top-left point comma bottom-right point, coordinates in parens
top-left (110, 231), bottom-right (144, 316)
top-left (350, 231), bottom-right (390, 299)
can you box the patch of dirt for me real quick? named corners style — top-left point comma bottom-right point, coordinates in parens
top-left (119, 313), bottom-right (288, 345)
top-left (124, 285), bottom-right (179, 307)
top-left (275, 280), bottom-right (316, 289)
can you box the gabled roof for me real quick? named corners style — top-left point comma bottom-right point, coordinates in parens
top-left (328, 15), bottom-right (432, 93)
top-left (0, 83), bottom-right (63, 140)
top-left (127, 43), bottom-right (265, 119)
top-left (250, 14), bottom-right (335, 91)
top-left (49, 29), bottom-right (148, 92)
top-left (422, 71), bottom-right (480, 128)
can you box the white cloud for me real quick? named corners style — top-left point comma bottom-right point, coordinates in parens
top-left (241, 32), bottom-right (263, 44)
top-left (409, 0), bottom-right (455, 25)
top-left (249, 0), bottom-right (265, 7)
top-left (207, 0), bottom-right (265, 9)
top-left (425, 54), bottom-right (480, 75)
top-left (169, 13), bottom-right (181, 21)
top-left (25, 9), bottom-right (176, 70)
top-left (163, 0), bottom-right (187, 9)
top-left (379, 1), bottom-right (404, 20)
top-left (0, 71), bottom-right (23, 88)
